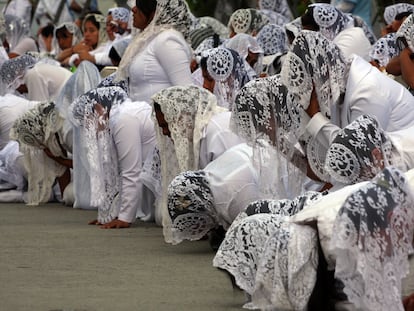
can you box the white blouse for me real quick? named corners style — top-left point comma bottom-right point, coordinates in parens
top-left (128, 29), bottom-right (194, 103)
top-left (205, 143), bottom-right (260, 229)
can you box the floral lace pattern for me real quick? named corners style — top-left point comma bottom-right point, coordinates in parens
top-left (384, 3), bottom-right (414, 25)
top-left (369, 33), bottom-right (401, 67)
top-left (69, 86), bottom-right (127, 223)
top-left (256, 23), bottom-right (288, 56)
top-left (10, 102), bottom-right (66, 204)
top-left (280, 30), bottom-right (349, 181)
top-left (257, 0), bottom-right (292, 20)
top-left (151, 85), bottom-right (225, 242)
top-left (308, 3), bottom-right (353, 41)
top-left (325, 115), bottom-right (397, 185)
top-left (167, 171), bottom-right (218, 244)
top-left (330, 167), bottom-right (414, 311)
top-left (205, 47), bottom-right (251, 109)
top-left (0, 54), bottom-right (37, 93)
top-left (228, 8), bottom-right (269, 36)
top-left (213, 191), bottom-right (322, 309)
top-left (396, 13), bottom-right (414, 53)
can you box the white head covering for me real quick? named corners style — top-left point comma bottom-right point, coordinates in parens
top-left (151, 85), bottom-right (225, 242)
top-left (257, 0), bottom-right (293, 20)
top-left (228, 8), bottom-right (269, 36)
top-left (396, 13), bottom-right (414, 53)
top-left (331, 166), bottom-right (414, 311)
top-left (369, 32), bottom-right (400, 68)
top-left (0, 54), bottom-right (37, 95)
top-left (280, 30), bottom-right (349, 181)
top-left (384, 3), bottom-right (414, 25)
top-left (108, 7), bottom-right (130, 23)
top-left (256, 23), bottom-right (288, 56)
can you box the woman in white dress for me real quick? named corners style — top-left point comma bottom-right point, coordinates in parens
top-left (70, 86), bottom-right (157, 227)
top-left (150, 85), bottom-right (244, 236)
top-left (116, 0), bottom-right (195, 103)
top-left (280, 30), bottom-right (414, 184)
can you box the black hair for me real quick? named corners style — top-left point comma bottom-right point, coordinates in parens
top-left (301, 7), bottom-right (320, 31)
top-left (200, 56), bottom-right (208, 71)
top-left (84, 13), bottom-right (103, 30)
top-left (136, 0), bottom-right (157, 19)
top-left (395, 11), bottom-right (413, 21)
top-left (41, 24), bottom-right (55, 37)
top-left (109, 46), bottom-right (121, 65)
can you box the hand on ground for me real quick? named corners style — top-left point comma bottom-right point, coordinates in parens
top-left (100, 219), bottom-right (130, 229)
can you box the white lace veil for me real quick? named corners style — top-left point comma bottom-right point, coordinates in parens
top-left (213, 191), bottom-right (322, 309)
top-left (396, 13), bottom-right (414, 53)
top-left (69, 86), bottom-right (128, 223)
top-left (280, 30), bottom-right (349, 182)
top-left (231, 74), bottom-right (306, 200)
top-left (331, 166), bottom-right (414, 311)
top-left (204, 47), bottom-right (251, 109)
top-left (0, 54), bottom-right (37, 95)
top-left (151, 85), bottom-right (226, 242)
top-left (384, 3), bottom-right (414, 25)
top-left (224, 33), bottom-right (264, 76)
top-left (10, 102), bottom-right (66, 204)
top-left (228, 8), bottom-right (269, 36)
top-left (369, 32), bottom-right (400, 67)
top-left (116, 0), bottom-right (194, 81)
top-left (257, 0), bottom-right (293, 20)
top-left (55, 60), bottom-right (102, 210)
top-left (305, 3), bottom-right (353, 41)
top-left (256, 23), bottom-right (288, 56)
top-left (4, 14), bottom-right (31, 52)
top-left (167, 170), bottom-right (217, 244)
top-left (325, 115), bottom-right (397, 185)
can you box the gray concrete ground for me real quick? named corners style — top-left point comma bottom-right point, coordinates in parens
top-left (0, 202), bottom-right (245, 311)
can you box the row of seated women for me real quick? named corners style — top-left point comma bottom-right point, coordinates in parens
top-left (1, 0), bottom-right (414, 310)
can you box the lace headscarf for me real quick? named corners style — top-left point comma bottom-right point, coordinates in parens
top-left (224, 33), bottom-right (264, 75)
top-left (199, 16), bottom-right (229, 39)
top-left (167, 170), bottom-right (217, 244)
top-left (69, 86), bottom-right (128, 223)
top-left (0, 13), bottom-right (5, 40)
top-left (213, 191), bottom-right (322, 309)
top-left (304, 3), bottom-right (353, 41)
top-left (228, 8), bottom-right (269, 36)
top-left (325, 115), bottom-right (395, 185)
top-left (280, 30), bottom-right (349, 181)
top-left (259, 9), bottom-right (291, 27)
top-left (4, 14), bottom-right (31, 52)
top-left (108, 7), bottom-right (130, 23)
top-left (257, 0), bottom-right (293, 20)
top-left (256, 23), bottom-right (288, 56)
top-left (54, 22), bottom-right (83, 47)
top-left (284, 16), bottom-right (302, 40)
top-left (369, 33), bottom-right (400, 68)
top-left (117, 0), bottom-right (194, 81)
top-left (151, 85), bottom-right (225, 241)
top-left (82, 13), bottom-right (108, 47)
top-left (231, 75), bottom-right (305, 199)
top-left (10, 102), bottom-right (67, 205)
top-left (396, 13), bottom-right (414, 53)
top-left (205, 47), bottom-right (251, 109)
top-left (331, 166), bottom-right (414, 311)
top-left (0, 54), bottom-right (37, 95)
top-left (384, 3), bottom-right (414, 25)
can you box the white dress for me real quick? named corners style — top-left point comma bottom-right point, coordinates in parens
top-left (205, 143), bottom-right (260, 229)
top-left (109, 100), bottom-right (157, 223)
top-left (128, 29), bottom-right (193, 103)
top-left (199, 111), bottom-right (245, 169)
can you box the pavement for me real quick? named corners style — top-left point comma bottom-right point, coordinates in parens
top-left (0, 202), bottom-right (245, 311)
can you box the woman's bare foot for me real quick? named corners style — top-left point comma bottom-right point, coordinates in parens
top-left (88, 219), bottom-right (102, 225)
top-left (100, 219), bottom-right (130, 229)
